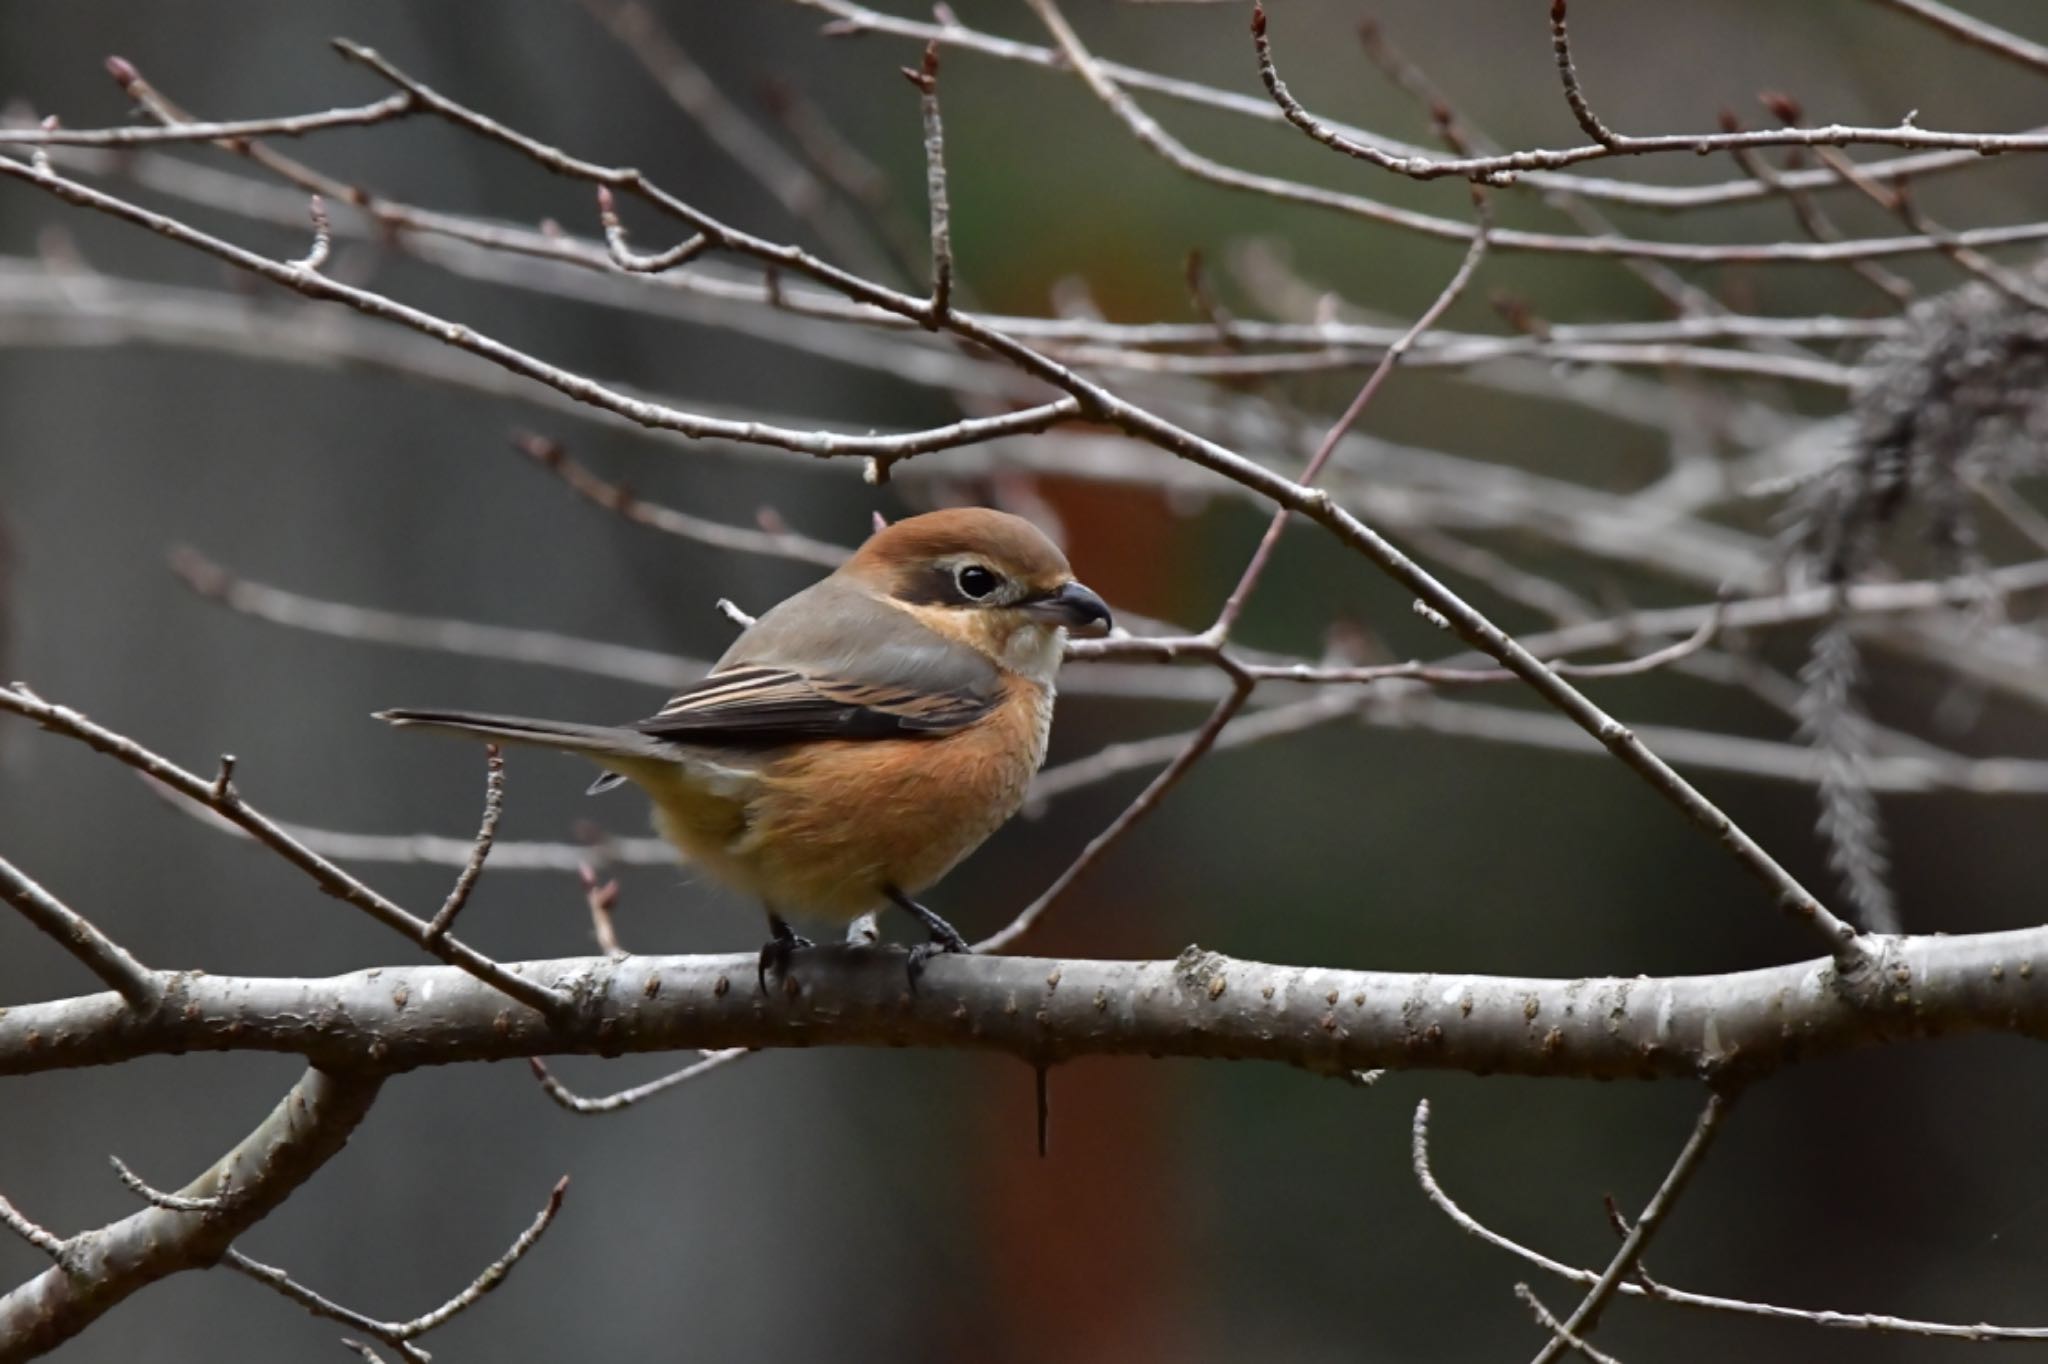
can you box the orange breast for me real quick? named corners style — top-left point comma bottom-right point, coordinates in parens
top-left (728, 675), bottom-right (1053, 919)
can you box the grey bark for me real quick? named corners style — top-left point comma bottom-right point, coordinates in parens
top-left (0, 1066), bottom-right (384, 1362)
top-left (1, 932), bottom-right (2039, 1083)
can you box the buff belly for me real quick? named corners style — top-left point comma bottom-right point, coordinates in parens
top-left (642, 683), bottom-right (1051, 921)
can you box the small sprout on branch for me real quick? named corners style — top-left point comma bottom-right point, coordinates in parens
top-left (289, 194), bottom-right (332, 273)
top-left (595, 184), bottom-right (709, 273)
top-left (579, 861), bottom-right (624, 958)
top-left (1412, 601), bottom-right (1452, 631)
top-left (108, 1155), bottom-right (230, 1213)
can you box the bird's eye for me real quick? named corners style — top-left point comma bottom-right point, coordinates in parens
top-left (955, 564), bottom-right (999, 600)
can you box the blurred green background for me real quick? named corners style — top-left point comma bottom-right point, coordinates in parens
top-left (3, 2), bottom-right (2048, 1359)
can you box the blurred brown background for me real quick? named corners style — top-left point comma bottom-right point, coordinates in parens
top-left (3, 2), bottom-right (2047, 1359)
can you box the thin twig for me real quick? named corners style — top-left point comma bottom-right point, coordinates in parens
top-left (580, 863), bottom-right (625, 958)
top-left (1215, 190), bottom-right (1491, 636)
top-left (1519, 1285), bottom-right (1625, 1364)
top-left (1237, 0), bottom-right (2048, 184)
top-left (0, 683), bottom-right (573, 1020)
top-left (289, 193), bottom-right (331, 272)
top-left (225, 1175), bottom-right (566, 1356)
top-left (901, 40), bottom-right (952, 323)
top-left (1865, 0), bottom-right (2048, 73)
top-left (528, 1049), bottom-right (751, 1114)
top-left (107, 1156), bottom-right (229, 1213)
top-left (982, 185), bottom-right (1488, 951)
top-left (979, 679), bottom-right (1253, 952)
top-left (1721, 120), bottom-right (1915, 305)
top-left (0, 1192), bottom-right (66, 1261)
top-left (19, 34), bottom-right (1885, 958)
top-left (0, 852), bottom-right (159, 1006)
top-left (1549, 0), bottom-right (1618, 148)
top-left (596, 184), bottom-right (710, 273)
top-left (575, 0), bottom-right (904, 278)
top-left (512, 432), bottom-right (846, 567)
top-left (800, 0), bottom-right (2043, 211)
top-left (1529, 1090), bottom-right (1738, 1364)
top-left (170, 544), bottom-right (705, 688)
top-left (422, 745), bottom-right (505, 945)
top-left (0, 87), bottom-right (416, 146)
top-left (0, 150), bottom-right (1083, 459)
top-left (1412, 1098), bottom-right (2048, 1341)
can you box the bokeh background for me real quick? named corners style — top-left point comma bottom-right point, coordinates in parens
top-left (3, 2), bottom-right (2048, 1359)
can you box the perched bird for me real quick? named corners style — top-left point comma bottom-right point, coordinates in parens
top-left (379, 508), bottom-right (1111, 987)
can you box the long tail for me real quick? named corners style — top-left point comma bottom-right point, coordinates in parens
top-left (375, 708), bottom-right (669, 763)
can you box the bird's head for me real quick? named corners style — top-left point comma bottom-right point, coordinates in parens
top-left (845, 508), bottom-right (1113, 680)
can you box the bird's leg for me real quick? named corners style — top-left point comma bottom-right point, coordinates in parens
top-left (884, 884), bottom-right (971, 988)
top-left (757, 909), bottom-right (814, 993)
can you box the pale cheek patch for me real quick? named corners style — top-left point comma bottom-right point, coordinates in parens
top-left (1003, 622), bottom-right (1065, 683)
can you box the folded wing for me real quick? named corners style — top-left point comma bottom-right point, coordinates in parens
top-left (634, 575), bottom-right (1002, 747)
top-left (636, 664), bottom-right (994, 744)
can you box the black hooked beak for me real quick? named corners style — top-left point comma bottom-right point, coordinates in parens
top-left (1026, 580), bottom-right (1113, 638)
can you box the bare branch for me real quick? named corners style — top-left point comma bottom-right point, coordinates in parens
top-left (575, 0), bottom-right (905, 279)
top-left (107, 1157), bottom-right (230, 1214)
top-left (1414, 1099), bottom-right (2048, 1342)
top-left (983, 180), bottom-right (1495, 949)
top-left (0, 684), bottom-right (574, 1021)
top-left (1548, 0), bottom-right (1619, 149)
top-left (29, 58), bottom-right (1859, 956)
top-left (0, 1068), bottom-right (384, 1362)
top-left (1217, 189), bottom-right (1490, 636)
top-left (901, 40), bottom-right (953, 321)
top-left (171, 545), bottom-right (706, 688)
top-left (421, 745), bottom-right (505, 945)
top-left (595, 184), bottom-right (709, 273)
top-left (511, 433), bottom-right (846, 568)
top-left (802, 0), bottom-right (2047, 210)
top-left (0, 86), bottom-right (415, 146)
top-left (1721, 119), bottom-right (1915, 305)
top-left (0, 153), bottom-right (1082, 460)
top-left (1530, 1090), bottom-right (1737, 1362)
top-left (0, 852), bottom-right (158, 1006)
top-left (0, 1196), bottom-right (65, 1263)
top-left (225, 1175), bottom-right (567, 1356)
top-left (982, 680), bottom-right (1253, 953)
top-left (1518, 1285), bottom-right (1625, 1364)
top-left (1865, 0), bottom-right (2048, 73)
top-left (146, 780), bottom-right (678, 871)
top-left (3, 929), bottom-right (2047, 1084)
top-left (529, 1049), bottom-right (751, 1114)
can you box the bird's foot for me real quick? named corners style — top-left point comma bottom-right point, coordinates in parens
top-left (905, 922), bottom-right (972, 992)
top-left (756, 922), bottom-right (815, 994)
top-left (883, 885), bottom-right (972, 992)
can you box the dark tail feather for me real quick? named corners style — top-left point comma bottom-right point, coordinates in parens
top-left (375, 708), bottom-right (667, 763)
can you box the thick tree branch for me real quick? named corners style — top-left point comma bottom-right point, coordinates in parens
top-left (0, 1067), bottom-right (383, 1362)
top-left (0, 931), bottom-right (2037, 1082)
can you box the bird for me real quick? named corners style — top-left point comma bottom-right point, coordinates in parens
top-left (377, 507), bottom-right (1112, 990)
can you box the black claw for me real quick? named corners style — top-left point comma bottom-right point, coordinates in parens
top-left (757, 913), bottom-right (813, 994)
top-left (890, 885), bottom-right (971, 992)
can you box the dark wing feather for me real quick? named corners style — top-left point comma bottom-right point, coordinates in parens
top-left (630, 576), bottom-right (1002, 747)
top-left (633, 666), bottom-right (994, 747)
